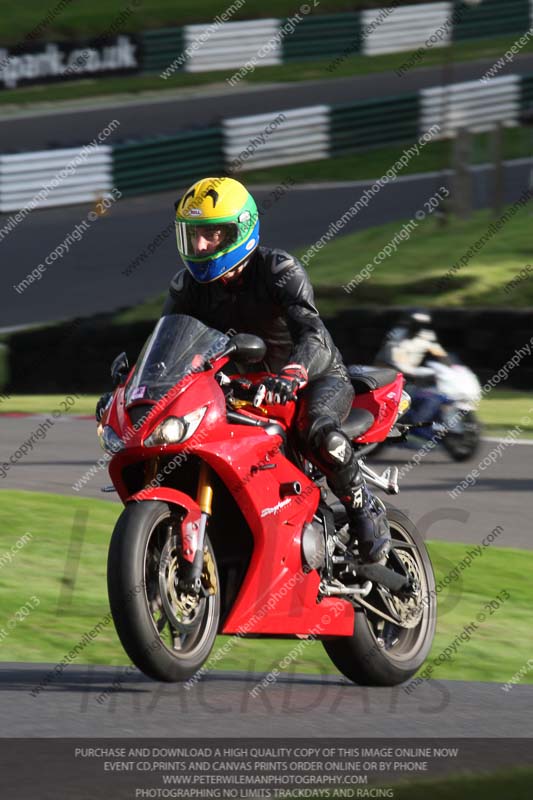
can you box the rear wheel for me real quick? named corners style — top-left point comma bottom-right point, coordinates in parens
top-left (107, 500), bottom-right (220, 682)
top-left (442, 410), bottom-right (481, 461)
top-left (323, 506), bottom-right (436, 686)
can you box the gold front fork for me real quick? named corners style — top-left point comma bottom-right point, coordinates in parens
top-left (196, 461), bottom-right (214, 516)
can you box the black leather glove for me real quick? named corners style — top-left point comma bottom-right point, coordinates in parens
top-left (253, 364), bottom-right (308, 406)
top-left (95, 392), bottom-right (113, 423)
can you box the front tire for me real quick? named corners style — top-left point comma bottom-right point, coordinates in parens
top-left (107, 500), bottom-right (220, 682)
top-left (323, 506), bottom-right (436, 686)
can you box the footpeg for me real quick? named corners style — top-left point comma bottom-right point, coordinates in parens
top-left (360, 463), bottom-right (399, 494)
top-left (381, 466), bottom-right (399, 494)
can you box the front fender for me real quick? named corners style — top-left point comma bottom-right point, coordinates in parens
top-left (126, 487), bottom-right (202, 563)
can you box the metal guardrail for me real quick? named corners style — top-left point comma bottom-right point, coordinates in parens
top-left (282, 13), bottom-right (361, 61)
top-left (452, 0), bottom-right (530, 41)
top-left (183, 19), bottom-right (281, 73)
top-left (223, 106), bottom-right (330, 170)
top-left (330, 94), bottom-right (420, 153)
top-left (0, 147), bottom-right (112, 213)
top-left (420, 74), bottom-right (521, 137)
top-left (362, 2), bottom-right (451, 56)
top-left (521, 73), bottom-right (533, 109)
top-left (1, 73), bottom-right (531, 210)
top-left (140, 27), bottom-right (185, 73)
top-left (113, 129), bottom-right (224, 196)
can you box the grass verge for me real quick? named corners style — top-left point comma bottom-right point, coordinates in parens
top-left (1, 1), bottom-right (398, 42)
top-left (84, 198), bottom-right (533, 320)
top-left (301, 205), bottom-right (533, 309)
top-left (479, 389), bottom-right (533, 439)
top-left (310, 768), bottom-right (533, 799)
top-left (0, 489), bottom-right (530, 685)
top-left (0, 394), bottom-right (97, 415)
top-left (244, 128), bottom-right (533, 184)
top-left (1, 390), bottom-right (532, 438)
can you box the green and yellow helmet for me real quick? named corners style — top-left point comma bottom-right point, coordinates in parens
top-left (175, 177), bottom-right (260, 283)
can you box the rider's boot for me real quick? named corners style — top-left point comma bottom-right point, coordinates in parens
top-left (316, 425), bottom-right (391, 564)
top-left (340, 476), bottom-right (391, 564)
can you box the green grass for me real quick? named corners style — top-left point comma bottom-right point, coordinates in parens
top-left (0, 394), bottom-right (97, 415)
top-left (480, 389), bottom-right (533, 439)
top-left (1, 1), bottom-right (394, 42)
top-left (300, 204), bottom-right (533, 309)
top-left (244, 127), bottom-right (533, 185)
top-left (0, 489), bottom-right (531, 685)
top-left (112, 294), bottom-right (166, 325)
top-left (2, 32), bottom-right (532, 106)
top-left (1, 388), bottom-right (532, 440)
top-left (310, 769), bottom-right (533, 800)
top-left (392, 770), bottom-right (533, 800)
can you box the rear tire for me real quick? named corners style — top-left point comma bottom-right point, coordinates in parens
top-left (442, 411), bottom-right (481, 462)
top-left (323, 506), bottom-right (436, 686)
top-left (107, 500), bottom-right (220, 682)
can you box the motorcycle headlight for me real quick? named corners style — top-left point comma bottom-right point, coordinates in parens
top-left (98, 425), bottom-right (125, 454)
top-left (144, 406), bottom-right (207, 447)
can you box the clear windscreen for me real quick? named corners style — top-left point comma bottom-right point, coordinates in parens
top-left (125, 314), bottom-right (230, 404)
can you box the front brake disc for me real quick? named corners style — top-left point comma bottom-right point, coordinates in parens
top-left (158, 535), bottom-right (204, 632)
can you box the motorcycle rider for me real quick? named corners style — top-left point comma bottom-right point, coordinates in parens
top-left (99, 177), bottom-right (391, 564)
top-left (375, 310), bottom-right (451, 426)
top-left (170, 176), bottom-right (395, 563)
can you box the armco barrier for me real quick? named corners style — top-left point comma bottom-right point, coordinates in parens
top-left (223, 107), bottom-right (329, 170)
top-left (282, 13), bottom-right (361, 61)
top-left (140, 27), bottom-right (185, 73)
top-left (420, 74), bottom-right (521, 137)
top-left (330, 94), bottom-right (420, 154)
top-left (113, 128), bottom-right (224, 197)
top-left (522, 73), bottom-right (533, 109)
top-left (361, 2), bottom-right (451, 56)
top-left (452, 0), bottom-right (530, 41)
top-left (0, 146), bottom-right (112, 213)
top-left (183, 18), bottom-right (281, 73)
top-left (1, 73), bottom-right (532, 208)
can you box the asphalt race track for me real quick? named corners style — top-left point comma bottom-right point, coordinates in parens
top-left (2, 54), bottom-right (533, 151)
top-left (2, 664), bottom-right (533, 738)
top-left (1, 416), bottom-right (531, 549)
top-left (1, 416), bottom-right (532, 740)
top-left (1, 161), bottom-right (530, 328)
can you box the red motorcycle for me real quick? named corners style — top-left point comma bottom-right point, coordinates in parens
top-left (101, 314), bottom-right (436, 686)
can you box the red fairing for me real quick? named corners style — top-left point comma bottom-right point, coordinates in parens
top-left (100, 355), bottom-right (379, 637)
top-left (352, 373), bottom-right (405, 443)
top-left (126, 487), bottom-right (202, 564)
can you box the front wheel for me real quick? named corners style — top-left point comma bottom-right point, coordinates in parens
top-left (323, 506), bottom-right (436, 686)
top-left (107, 500), bottom-right (220, 682)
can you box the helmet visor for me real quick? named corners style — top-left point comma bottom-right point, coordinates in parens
top-left (175, 221), bottom-right (239, 261)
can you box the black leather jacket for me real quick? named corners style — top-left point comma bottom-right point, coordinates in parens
top-left (161, 246), bottom-right (346, 380)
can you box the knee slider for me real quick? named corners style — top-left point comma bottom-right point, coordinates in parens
top-left (307, 414), bottom-right (337, 451)
top-left (320, 429), bottom-right (353, 466)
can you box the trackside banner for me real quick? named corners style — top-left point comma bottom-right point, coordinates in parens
top-left (0, 35), bottom-right (140, 90)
